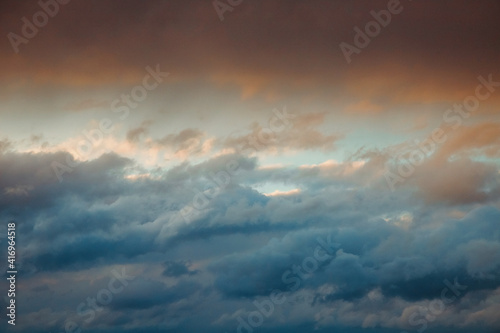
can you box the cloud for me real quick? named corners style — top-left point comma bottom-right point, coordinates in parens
top-left (126, 121), bottom-right (153, 143)
top-left (0, 146), bottom-right (499, 332)
top-left (222, 112), bottom-right (343, 154)
top-left (437, 122), bottom-right (500, 160)
top-left (3, 0), bottom-right (499, 113)
top-left (162, 260), bottom-right (198, 277)
top-left (410, 155), bottom-right (500, 205)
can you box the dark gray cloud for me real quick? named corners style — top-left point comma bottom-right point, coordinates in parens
top-left (162, 260), bottom-right (198, 277)
top-left (1, 143), bottom-right (500, 333)
top-left (209, 208), bottom-right (500, 303)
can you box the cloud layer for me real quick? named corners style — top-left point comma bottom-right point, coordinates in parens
top-left (1, 1), bottom-right (500, 332)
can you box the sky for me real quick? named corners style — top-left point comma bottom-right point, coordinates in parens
top-left (0, 0), bottom-right (500, 332)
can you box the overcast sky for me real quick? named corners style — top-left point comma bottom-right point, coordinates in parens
top-left (1, 1), bottom-right (500, 332)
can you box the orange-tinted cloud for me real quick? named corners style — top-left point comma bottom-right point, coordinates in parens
top-left (1, 0), bottom-right (499, 114)
top-left (436, 122), bottom-right (500, 160)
